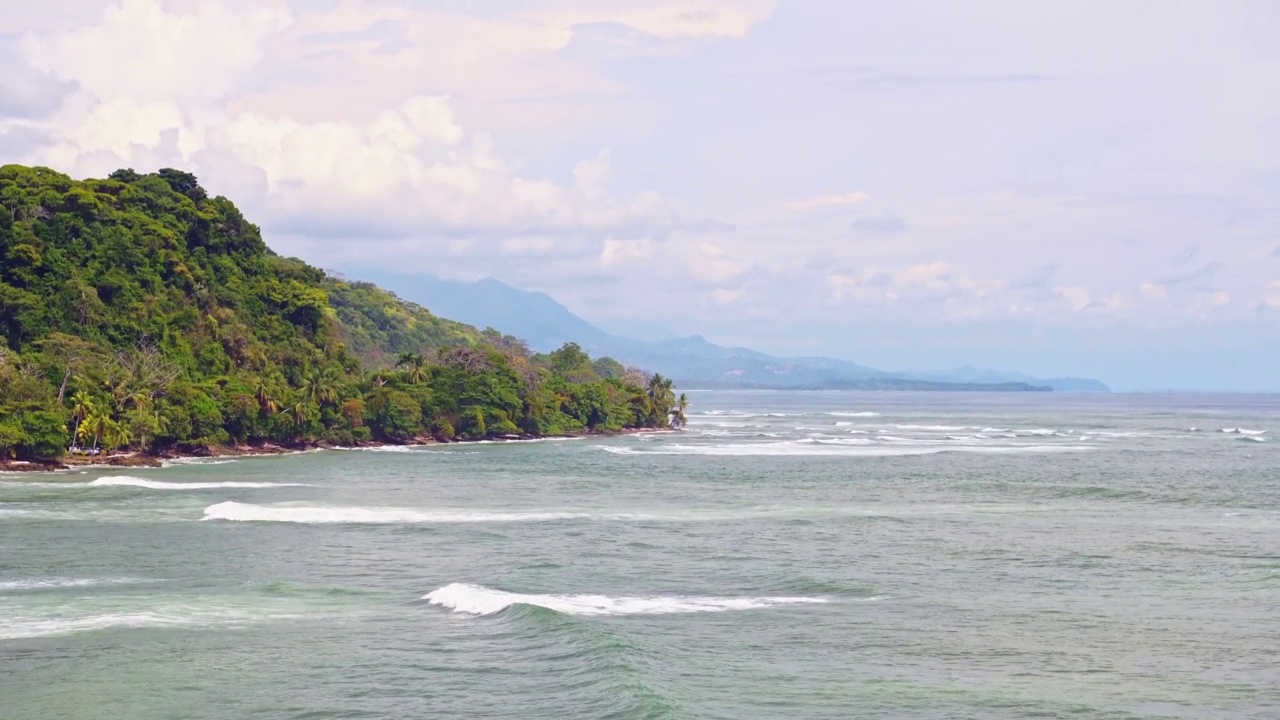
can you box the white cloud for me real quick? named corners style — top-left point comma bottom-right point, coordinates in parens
top-left (600, 237), bottom-right (652, 268)
top-left (18, 0), bottom-right (761, 263)
top-left (23, 0), bottom-right (291, 105)
top-left (786, 191), bottom-right (871, 212)
top-left (1264, 281), bottom-right (1280, 309)
top-left (5, 0), bottom-right (1279, 378)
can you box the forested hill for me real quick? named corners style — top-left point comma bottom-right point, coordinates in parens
top-left (0, 165), bottom-right (682, 462)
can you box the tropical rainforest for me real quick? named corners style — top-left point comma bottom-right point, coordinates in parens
top-left (0, 165), bottom-right (685, 462)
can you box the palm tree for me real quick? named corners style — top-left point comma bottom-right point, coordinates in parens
top-left (70, 390), bottom-right (95, 450)
top-left (79, 409), bottom-right (109, 452)
top-left (645, 374), bottom-right (676, 426)
top-left (670, 393), bottom-right (689, 429)
top-left (100, 418), bottom-right (131, 453)
top-left (299, 366), bottom-right (339, 407)
top-left (126, 390), bottom-right (152, 412)
top-left (254, 378), bottom-right (280, 415)
top-left (395, 352), bottom-right (429, 385)
top-left (290, 398), bottom-right (313, 428)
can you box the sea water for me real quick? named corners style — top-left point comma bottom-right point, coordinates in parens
top-left (1, 391), bottom-right (1277, 719)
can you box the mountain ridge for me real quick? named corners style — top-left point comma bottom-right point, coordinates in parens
top-left (362, 274), bottom-right (1109, 392)
top-left (0, 165), bottom-right (679, 463)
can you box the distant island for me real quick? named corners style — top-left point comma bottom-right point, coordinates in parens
top-left (693, 379), bottom-right (1052, 392)
top-left (366, 275), bottom-right (1111, 393)
top-left (0, 166), bottom-right (684, 467)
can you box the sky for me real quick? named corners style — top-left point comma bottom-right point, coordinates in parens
top-left (3, 0), bottom-right (1279, 390)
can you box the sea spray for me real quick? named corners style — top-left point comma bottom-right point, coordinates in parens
top-left (422, 583), bottom-right (827, 616)
top-left (90, 477), bottom-right (312, 490)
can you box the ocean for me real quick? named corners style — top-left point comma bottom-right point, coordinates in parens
top-left (1, 391), bottom-right (1277, 719)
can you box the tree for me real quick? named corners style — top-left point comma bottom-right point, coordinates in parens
top-left (17, 411), bottom-right (70, 459)
top-left (34, 334), bottom-right (99, 404)
top-left (78, 409), bottom-right (109, 451)
top-left (394, 352), bottom-right (430, 384)
top-left (299, 365), bottom-right (339, 407)
top-left (69, 390), bottom-right (95, 449)
top-left (0, 163), bottom-right (680, 455)
top-left (254, 379), bottom-right (280, 415)
top-left (671, 392), bottom-right (689, 429)
top-left (646, 373), bottom-right (676, 427)
top-left (100, 417), bottom-right (131, 453)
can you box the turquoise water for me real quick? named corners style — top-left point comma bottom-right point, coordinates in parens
top-left (2, 391), bottom-right (1277, 719)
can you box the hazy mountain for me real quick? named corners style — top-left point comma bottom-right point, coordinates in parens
top-left (372, 274), bottom-right (1109, 392)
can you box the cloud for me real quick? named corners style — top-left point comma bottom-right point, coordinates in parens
top-left (0, 125), bottom-right (51, 156)
top-left (1171, 244), bottom-right (1199, 265)
top-left (1007, 263), bottom-right (1060, 291)
top-left (6, 0), bottom-right (1280, 377)
top-left (851, 213), bottom-right (906, 234)
top-left (19, 0), bottom-right (743, 269)
top-left (600, 237), bottom-right (652, 268)
top-left (22, 0), bottom-right (292, 105)
top-left (786, 191), bottom-right (870, 212)
top-left (0, 61), bottom-right (76, 120)
top-left (1265, 281), bottom-right (1280, 309)
top-left (1156, 261), bottom-right (1224, 286)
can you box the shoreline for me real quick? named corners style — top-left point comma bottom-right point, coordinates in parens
top-left (0, 427), bottom-right (672, 473)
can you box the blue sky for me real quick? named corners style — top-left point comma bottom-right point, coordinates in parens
top-left (3, 1), bottom-right (1278, 389)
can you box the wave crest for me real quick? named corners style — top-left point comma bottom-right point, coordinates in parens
top-left (202, 501), bottom-right (599, 524)
top-left (422, 583), bottom-right (827, 616)
top-left (90, 476), bottom-right (310, 490)
top-left (600, 443), bottom-right (1094, 457)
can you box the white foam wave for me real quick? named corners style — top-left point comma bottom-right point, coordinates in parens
top-left (423, 583), bottom-right (827, 617)
top-left (600, 443), bottom-right (1094, 457)
top-left (1, 612), bottom-right (207, 639)
top-left (1221, 428), bottom-right (1266, 435)
top-left (1237, 436), bottom-right (1267, 443)
top-left (203, 501), bottom-right (601, 524)
top-left (0, 577), bottom-right (151, 592)
top-left (828, 412), bottom-right (881, 417)
top-left (161, 458), bottom-right (239, 467)
top-left (0, 605), bottom-right (304, 639)
top-left (89, 476), bottom-right (310, 490)
top-left (890, 424), bottom-right (969, 431)
top-left (0, 480), bottom-right (90, 488)
top-left (201, 502), bottom-right (842, 524)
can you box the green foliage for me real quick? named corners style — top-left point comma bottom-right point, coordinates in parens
top-left (13, 410), bottom-right (70, 460)
top-left (0, 164), bottom-right (677, 461)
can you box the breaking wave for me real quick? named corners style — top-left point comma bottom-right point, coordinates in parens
top-left (161, 458), bottom-right (238, 467)
top-left (422, 582), bottom-right (828, 616)
top-left (202, 502), bottom-right (599, 524)
top-left (0, 577), bottom-right (153, 592)
top-left (89, 476), bottom-right (311, 490)
top-left (0, 604), bottom-right (307, 639)
top-left (599, 442), bottom-right (1094, 457)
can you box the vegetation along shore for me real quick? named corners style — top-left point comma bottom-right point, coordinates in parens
top-left (0, 165), bottom-right (688, 467)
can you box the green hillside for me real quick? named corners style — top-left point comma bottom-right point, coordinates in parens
top-left (0, 165), bottom-right (681, 462)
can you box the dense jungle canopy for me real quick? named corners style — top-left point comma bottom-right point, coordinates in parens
top-left (0, 165), bottom-right (683, 461)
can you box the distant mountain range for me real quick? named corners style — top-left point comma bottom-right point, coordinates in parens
top-left (368, 275), bottom-right (1110, 392)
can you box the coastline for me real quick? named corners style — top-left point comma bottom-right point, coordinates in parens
top-left (0, 427), bottom-right (672, 473)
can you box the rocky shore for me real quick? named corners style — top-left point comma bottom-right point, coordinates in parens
top-left (0, 428), bottom-right (668, 473)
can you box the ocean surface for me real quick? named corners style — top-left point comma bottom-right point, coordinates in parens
top-left (2, 391), bottom-right (1277, 719)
